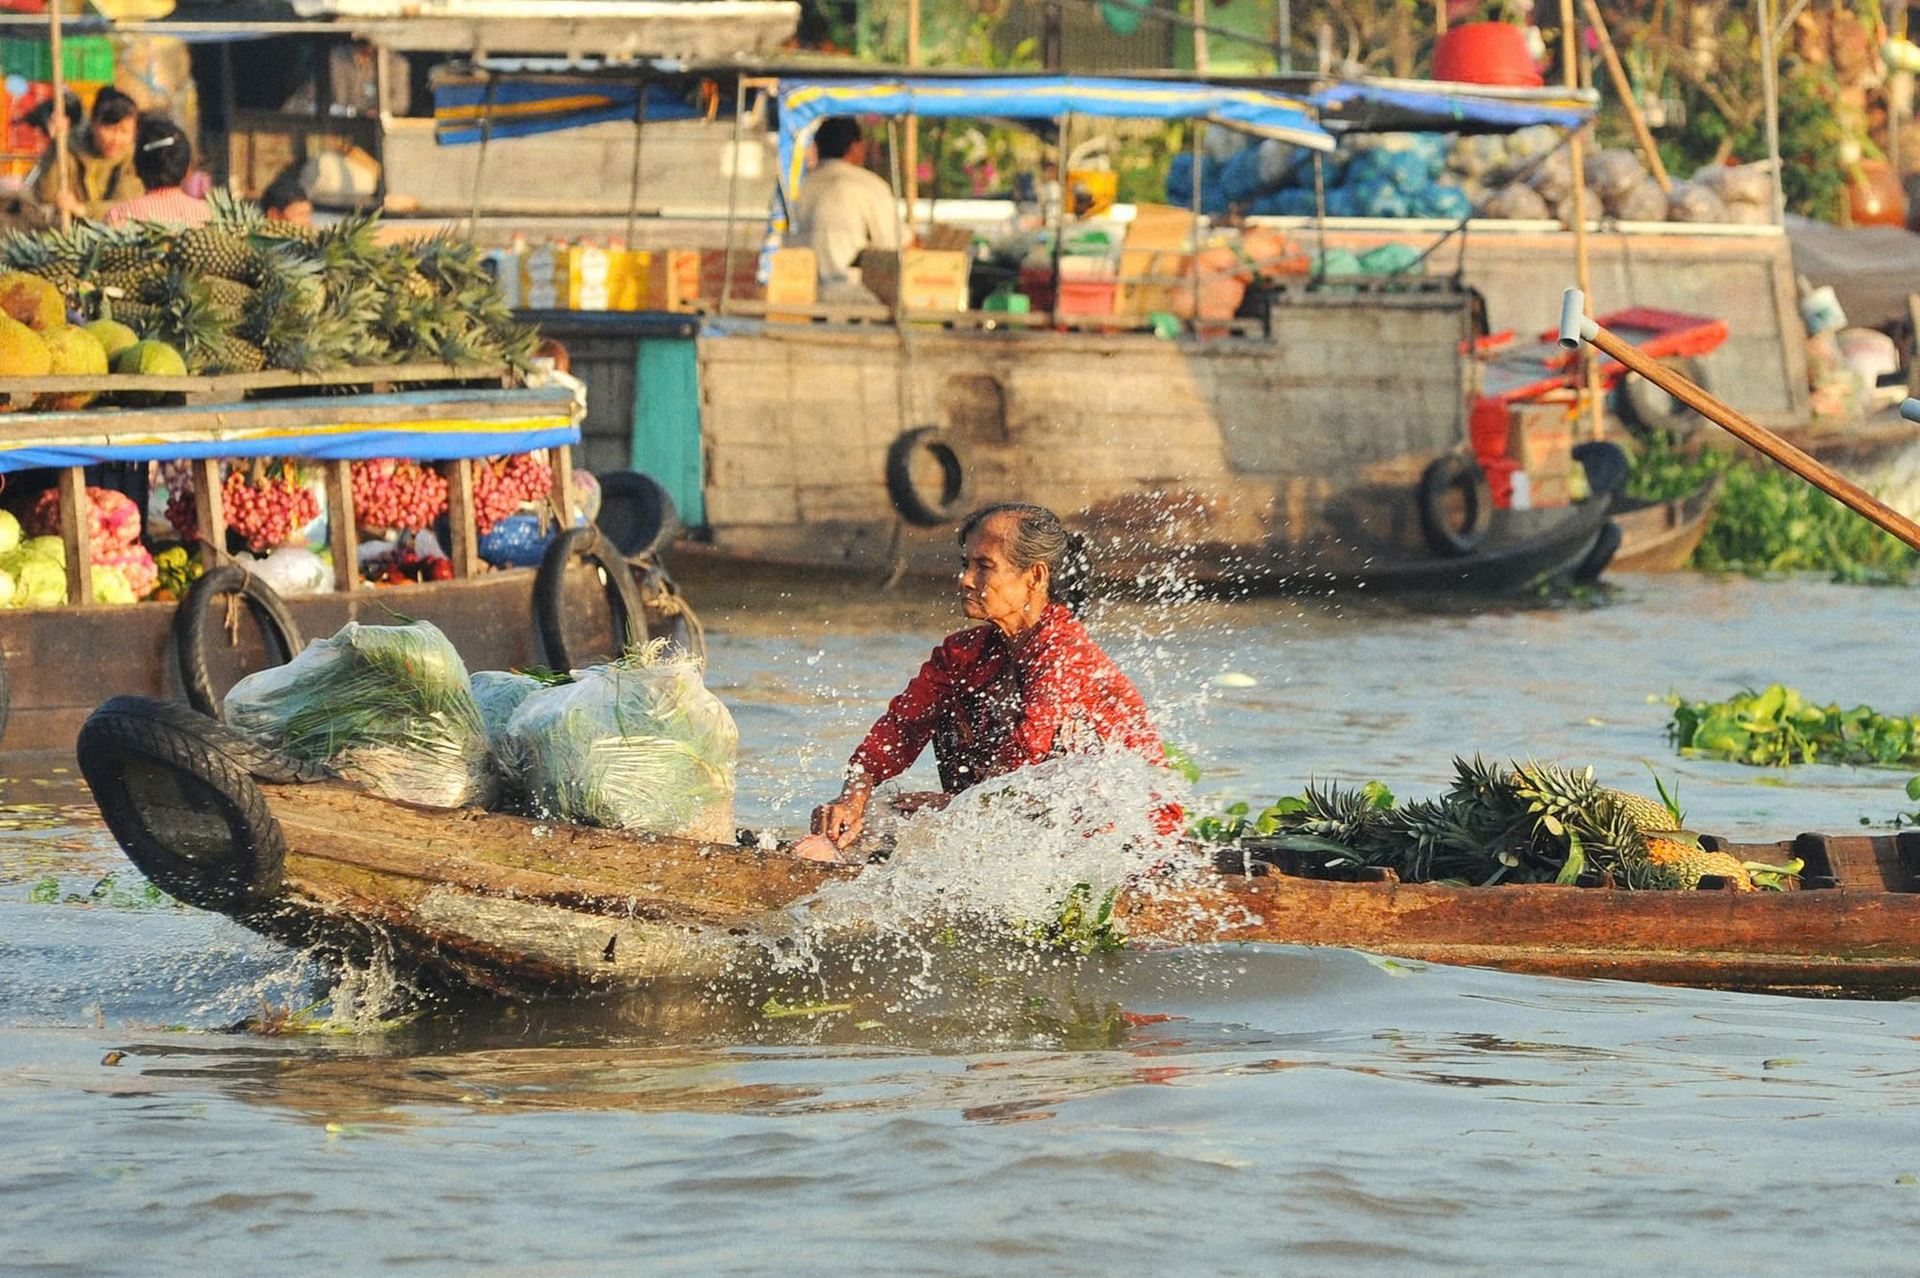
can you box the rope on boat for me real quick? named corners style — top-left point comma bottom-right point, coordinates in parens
top-left (637, 565), bottom-right (707, 666)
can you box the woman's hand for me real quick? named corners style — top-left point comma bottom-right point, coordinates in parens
top-left (811, 773), bottom-right (874, 849)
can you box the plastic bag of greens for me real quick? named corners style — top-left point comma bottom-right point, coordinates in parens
top-left (471, 669), bottom-right (547, 789)
top-left (223, 620), bottom-right (493, 808)
top-left (504, 641), bottom-right (738, 841)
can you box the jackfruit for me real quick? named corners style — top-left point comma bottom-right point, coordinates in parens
top-left (0, 313), bottom-right (52, 379)
top-left (36, 324), bottom-right (109, 410)
top-left (0, 509), bottom-right (19, 556)
top-left (0, 272), bottom-right (67, 330)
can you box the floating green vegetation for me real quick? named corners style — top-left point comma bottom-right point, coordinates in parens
top-left (1016, 882), bottom-right (1127, 954)
top-left (28, 872), bottom-right (171, 908)
top-left (1623, 430), bottom-right (1729, 505)
top-left (1669, 684), bottom-right (1920, 768)
top-left (1690, 462), bottom-right (1919, 584)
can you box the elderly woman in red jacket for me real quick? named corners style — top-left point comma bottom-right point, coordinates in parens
top-left (800, 502), bottom-right (1167, 862)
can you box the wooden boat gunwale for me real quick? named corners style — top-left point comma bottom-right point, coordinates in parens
top-left (91, 772), bottom-right (1920, 1002)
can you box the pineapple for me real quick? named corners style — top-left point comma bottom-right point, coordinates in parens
top-left (1602, 787), bottom-right (1679, 834)
top-left (172, 226), bottom-right (255, 281)
top-left (1635, 835), bottom-right (1755, 891)
top-left (204, 276), bottom-right (255, 322)
top-left (203, 332), bottom-right (269, 374)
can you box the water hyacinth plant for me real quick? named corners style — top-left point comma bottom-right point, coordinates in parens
top-left (1669, 684), bottom-right (1920, 769)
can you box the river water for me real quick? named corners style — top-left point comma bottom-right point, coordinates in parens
top-left (6, 572), bottom-right (1920, 1275)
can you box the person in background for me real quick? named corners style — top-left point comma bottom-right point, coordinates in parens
top-left (259, 173), bottom-right (313, 225)
top-left (105, 115), bottom-right (208, 227)
top-left (787, 116), bottom-right (901, 302)
top-left (29, 86), bottom-right (141, 222)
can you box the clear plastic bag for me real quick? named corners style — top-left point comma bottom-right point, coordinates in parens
top-left (1609, 176), bottom-right (1669, 222)
top-left (471, 669), bottom-right (545, 785)
top-left (223, 620), bottom-right (493, 808)
top-left (504, 643), bottom-right (738, 841)
top-left (1664, 180), bottom-right (1729, 223)
top-left (1584, 149), bottom-right (1648, 203)
top-left (1482, 182), bottom-right (1551, 220)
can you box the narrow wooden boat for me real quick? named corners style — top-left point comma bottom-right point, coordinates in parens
top-left (1610, 474), bottom-right (1723, 573)
top-left (76, 697), bottom-right (1920, 1002)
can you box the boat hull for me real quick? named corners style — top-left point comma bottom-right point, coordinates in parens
top-left (1610, 475), bottom-right (1723, 573)
top-left (85, 765), bottom-right (1920, 1001)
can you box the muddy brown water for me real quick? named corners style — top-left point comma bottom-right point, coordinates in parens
top-left (5, 571), bottom-right (1920, 1275)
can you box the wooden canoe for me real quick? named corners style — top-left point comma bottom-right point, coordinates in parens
top-left (1609, 474), bottom-right (1723, 573)
top-left (74, 712), bottom-right (1920, 1000)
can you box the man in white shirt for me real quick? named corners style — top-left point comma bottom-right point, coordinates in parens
top-left (788, 117), bottom-right (901, 301)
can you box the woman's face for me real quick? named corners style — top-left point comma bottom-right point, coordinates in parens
top-left (93, 115), bottom-right (135, 160)
top-left (960, 514), bottom-right (1047, 634)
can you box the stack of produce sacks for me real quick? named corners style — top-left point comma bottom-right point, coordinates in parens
top-left (498, 642), bottom-right (739, 843)
top-left (223, 620), bottom-right (494, 808)
top-left (4, 486), bottom-right (156, 604)
top-left (1169, 130), bottom-right (1475, 220)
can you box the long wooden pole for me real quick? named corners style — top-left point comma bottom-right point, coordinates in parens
top-left (1578, 0), bottom-right (1670, 193)
top-left (904, 0), bottom-right (919, 228)
top-left (1558, 0), bottom-right (1603, 441)
top-left (49, 1), bottom-right (68, 230)
top-left (1559, 292), bottom-right (1920, 553)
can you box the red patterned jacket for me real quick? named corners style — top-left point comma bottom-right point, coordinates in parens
top-left (850, 603), bottom-right (1168, 800)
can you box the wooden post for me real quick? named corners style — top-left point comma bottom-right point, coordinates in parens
top-left (440, 457), bottom-right (478, 577)
top-left (191, 456), bottom-right (225, 569)
top-left (1559, 0), bottom-right (1603, 441)
top-left (48, 1), bottom-right (68, 230)
top-left (327, 458), bottom-right (358, 592)
top-left (904, 0), bottom-right (919, 227)
top-left (56, 466), bottom-right (92, 606)
top-left (1434, 0), bottom-right (1447, 36)
top-left (549, 444), bottom-right (575, 530)
top-left (1579, 0), bottom-right (1670, 193)
top-left (1907, 294), bottom-right (1920, 400)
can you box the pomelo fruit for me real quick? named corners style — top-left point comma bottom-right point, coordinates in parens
top-left (114, 340), bottom-right (187, 377)
top-left (84, 317), bottom-right (139, 363)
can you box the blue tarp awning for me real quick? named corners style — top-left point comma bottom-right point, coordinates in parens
top-left (1307, 79), bottom-right (1596, 133)
top-left (775, 74), bottom-right (1334, 202)
top-left (433, 76), bottom-right (700, 145)
top-left (0, 389), bottom-right (580, 473)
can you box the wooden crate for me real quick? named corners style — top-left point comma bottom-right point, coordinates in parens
top-left (856, 249), bottom-right (968, 313)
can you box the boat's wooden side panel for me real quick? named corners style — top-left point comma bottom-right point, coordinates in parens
top-left (2, 563), bottom-right (623, 753)
top-left (1610, 477), bottom-right (1723, 573)
top-left (1116, 867), bottom-right (1920, 995)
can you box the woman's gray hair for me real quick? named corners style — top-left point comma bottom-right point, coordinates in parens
top-left (957, 502), bottom-right (1091, 615)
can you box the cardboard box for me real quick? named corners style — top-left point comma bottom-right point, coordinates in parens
top-left (1525, 470), bottom-right (1571, 508)
top-left (856, 248), bottom-right (969, 313)
top-left (696, 247), bottom-right (817, 309)
top-left (521, 244), bottom-right (628, 311)
top-left (628, 248), bottom-right (701, 312)
top-left (1508, 402), bottom-right (1574, 475)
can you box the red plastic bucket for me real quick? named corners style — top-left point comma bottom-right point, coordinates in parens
top-left (1432, 22), bottom-right (1543, 87)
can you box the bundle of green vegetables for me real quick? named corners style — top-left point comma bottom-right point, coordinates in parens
top-left (223, 620), bottom-right (492, 808)
top-left (503, 641), bottom-right (738, 841)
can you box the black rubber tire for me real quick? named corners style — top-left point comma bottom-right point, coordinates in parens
top-left (885, 427), bottom-right (970, 527)
top-left (595, 470), bottom-right (681, 561)
top-left (173, 563), bottom-right (303, 718)
top-left (534, 526), bottom-right (647, 670)
top-left (1620, 356), bottom-right (1709, 440)
top-left (1416, 454), bottom-right (1494, 558)
top-left (75, 694), bottom-right (287, 911)
top-left (94, 693), bottom-right (332, 784)
top-left (1573, 440), bottom-right (1632, 501)
top-left (1572, 520), bottom-right (1623, 585)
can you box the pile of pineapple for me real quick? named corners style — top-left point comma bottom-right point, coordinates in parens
top-left (0, 192), bottom-right (536, 387)
top-left (1234, 757), bottom-right (1802, 891)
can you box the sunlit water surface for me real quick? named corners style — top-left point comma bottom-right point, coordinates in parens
top-left (6, 572), bottom-right (1920, 1275)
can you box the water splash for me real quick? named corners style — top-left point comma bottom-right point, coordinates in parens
top-left (749, 751), bottom-right (1188, 993)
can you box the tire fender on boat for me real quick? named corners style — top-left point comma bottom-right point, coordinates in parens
top-left (1572, 440), bottom-right (1632, 501)
top-left (885, 427), bottom-right (970, 527)
top-left (1572, 520), bottom-right (1624, 585)
top-left (1416, 455), bottom-right (1494, 558)
top-left (172, 563), bottom-right (304, 718)
top-left (75, 694), bottom-right (289, 910)
top-left (594, 470), bottom-right (681, 562)
top-left (534, 526), bottom-right (647, 670)
top-left (1620, 355), bottom-right (1709, 440)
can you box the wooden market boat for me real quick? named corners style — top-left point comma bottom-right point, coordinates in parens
top-left (1609, 474), bottom-right (1723, 573)
top-left (75, 695), bottom-right (1920, 1002)
top-left (0, 367), bottom-right (686, 752)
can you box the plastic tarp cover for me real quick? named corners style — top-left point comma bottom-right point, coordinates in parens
top-left (775, 75), bottom-right (1334, 207)
top-left (0, 389), bottom-right (579, 475)
top-left (1309, 80), bottom-right (1595, 133)
top-left (433, 78), bottom-right (700, 145)
top-left (1785, 215), bottom-right (1920, 329)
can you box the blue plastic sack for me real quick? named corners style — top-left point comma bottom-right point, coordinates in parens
top-left (1220, 144), bottom-right (1269, 204)
top-left (1165, 151), bottom-right (1195, 204)
top-left (1348, 179), bottom-right (1411, 218)
top-left (1323, 188), bottom-right (1358, 218)
top-left (1313, 248), bottom-right (1363, 276)
top-left (1415, 184), bottom-right (1474, 220)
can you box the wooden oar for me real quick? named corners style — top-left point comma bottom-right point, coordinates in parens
top-left (1556, 287), bottom-right (1920, 554)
